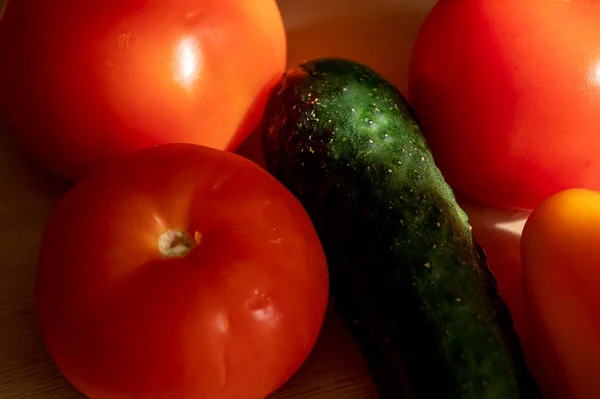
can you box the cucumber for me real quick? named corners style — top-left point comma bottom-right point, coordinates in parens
top-left (260, 58), bottom-right (542, 399)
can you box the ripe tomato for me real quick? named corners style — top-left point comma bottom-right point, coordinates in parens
top-left (409, 0), bottom-right (600, 210)
top-left (35, 143), bottom-right (329, 399)
top-left (521, 188), bottom-right (600, 399)
top-left (0, 0), bottom-right (286, 181)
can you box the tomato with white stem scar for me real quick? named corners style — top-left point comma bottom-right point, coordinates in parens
top-left (35, 143), bottom-right (329, 399)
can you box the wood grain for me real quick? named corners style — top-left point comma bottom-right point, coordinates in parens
top-left (0, 0), bottom-right (543, 398)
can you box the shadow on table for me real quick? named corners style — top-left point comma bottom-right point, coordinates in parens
top-left (0, 121), bottom-right (80, 397)
top-left (272, 305), bottom-right (377, 399)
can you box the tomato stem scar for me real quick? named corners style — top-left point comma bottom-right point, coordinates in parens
top-left (158, 229), bottom-right (199, 257)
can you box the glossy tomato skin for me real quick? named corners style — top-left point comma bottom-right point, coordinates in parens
top-left (409, 0), bottom-right (600, 210)
top-left (35, 143), bottom-right (329, 399)
top-left (521, 188), bottom-right (600, 399)
top-left (0, 0), bottom-right (286, 181)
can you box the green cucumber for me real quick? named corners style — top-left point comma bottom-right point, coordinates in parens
top-left (260, 58), bottom-right (542, 399)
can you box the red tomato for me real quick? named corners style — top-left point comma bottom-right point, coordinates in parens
top-left (0, 0), bottom-right (286, 181)
top-left (521, 188), bottom-right (600, 399)
top-left (35, 143), bottom-right (329, 399)
top-left (409, 0), bottom-right (600, 210)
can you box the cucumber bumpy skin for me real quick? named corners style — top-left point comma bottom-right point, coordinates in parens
top-left (260, 58), bottom-right (542, 399)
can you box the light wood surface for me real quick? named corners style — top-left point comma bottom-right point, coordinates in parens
top-left (0, 1), bottom-right (542, 398)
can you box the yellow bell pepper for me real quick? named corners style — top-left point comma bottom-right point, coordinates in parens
top-left (522, 188), bottom-right (600, 399)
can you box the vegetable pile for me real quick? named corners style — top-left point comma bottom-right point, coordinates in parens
top-left (0, 0), bottom-right (597, 398)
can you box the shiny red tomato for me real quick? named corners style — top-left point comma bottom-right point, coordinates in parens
top-left (409, 0), bottom-right (600, 210)
top-left (35, 143), bottom-right (329, 399)
top-left (0, 0), bottom-right (286, 181)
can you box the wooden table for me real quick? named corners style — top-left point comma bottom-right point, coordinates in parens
top-left (0, 0), bottom-right (539, 397)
